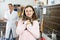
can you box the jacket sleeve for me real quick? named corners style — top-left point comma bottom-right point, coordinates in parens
top-left (27, 20), bottom-right (40, 39)
top-left (16, 20), bottom-right (26, 35)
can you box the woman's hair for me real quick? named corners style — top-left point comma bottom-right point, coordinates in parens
top-left (22, 5), bottom-right (38, 21)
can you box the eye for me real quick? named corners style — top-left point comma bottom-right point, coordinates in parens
top-left (29, 10), bottom-right (32, 12)
top-left (25, 10), bottom-right (28, 12)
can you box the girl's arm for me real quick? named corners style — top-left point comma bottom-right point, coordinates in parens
top-left (16, 20), bottom-right (26, 35)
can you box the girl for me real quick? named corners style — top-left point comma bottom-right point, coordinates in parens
top-left (16, 5), bottom-right (40, 40)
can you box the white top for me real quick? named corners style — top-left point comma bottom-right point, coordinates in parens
top-left (4, 10), bottom-right (19, 38)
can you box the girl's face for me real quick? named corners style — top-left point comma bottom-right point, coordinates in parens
top-left (25, 7), bottom-right (34, 18)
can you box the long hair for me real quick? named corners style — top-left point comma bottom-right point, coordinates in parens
top-left (22, 5), bottom-right (38, 22)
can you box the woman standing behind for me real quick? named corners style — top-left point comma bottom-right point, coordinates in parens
top-left (16, 5), bottom-right (40, 40)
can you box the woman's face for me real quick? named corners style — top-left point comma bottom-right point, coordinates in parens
top-left (25, 7), bottom-right (34, 18)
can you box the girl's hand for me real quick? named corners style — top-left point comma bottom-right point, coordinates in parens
top-left (26, 20), bottom-right (31, 25)
top-left (26, 20), bottom-right (32, 27)
top-left (24, 20), bottom-right (31, 27)
top-left (24, 20), bottom-right (33, 28)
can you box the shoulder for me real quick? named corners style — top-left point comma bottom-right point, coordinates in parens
top-left (33, 20), bottom-right (39, 24)
top-left (4, 11), bottom-right (9, 15)
top-left (13, 11), bottom-right (18, 16)
top-left (5, 10), bottom-right (9, 14)
top-left (13, 11), bottom-right (17, 13)
top-left (33, 20), bottom-right (38, 23)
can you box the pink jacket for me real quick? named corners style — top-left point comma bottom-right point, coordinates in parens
top-left (16, 20), bottom-right (40, 40)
